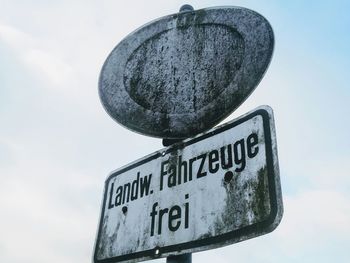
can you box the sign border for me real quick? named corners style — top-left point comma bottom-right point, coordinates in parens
top-left (93, 106), bottom-right (282, 263)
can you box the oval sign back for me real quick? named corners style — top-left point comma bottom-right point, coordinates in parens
top-left (99, 7), bottom-right (274, 138)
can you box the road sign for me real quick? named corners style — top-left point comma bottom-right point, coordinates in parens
top-left (99, 7), bottom-right (274, 138)
top-left (93, 106), bottom-right (283, 263)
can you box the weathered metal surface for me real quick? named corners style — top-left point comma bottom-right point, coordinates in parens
top-left (93, 106), bottom-right (283, 263)
top-left (99, 7), bottom-right (274, 138)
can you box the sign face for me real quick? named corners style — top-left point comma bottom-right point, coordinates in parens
top-left (99, 7), bottom-right (274, 138)
top-left (93, 106), bottom-right (283, 263)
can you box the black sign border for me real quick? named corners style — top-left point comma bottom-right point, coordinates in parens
top-left (94, 108), bottom-right (279, 263)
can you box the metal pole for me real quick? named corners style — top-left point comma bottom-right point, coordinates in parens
top-left (163, 5), bottom-right (194, 263)
top-left (163, 138), bottom-right (192, 263)
top-left (167, 254), bottom-right (192, 263)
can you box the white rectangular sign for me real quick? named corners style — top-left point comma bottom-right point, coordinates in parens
top-left (93, 106), bottom-right (283, 263)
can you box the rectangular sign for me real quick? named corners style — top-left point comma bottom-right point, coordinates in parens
top-left (93, 106), bottom-right (283, 263)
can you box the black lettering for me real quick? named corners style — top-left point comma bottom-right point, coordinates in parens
top-left (168, 164), bottom-right (177, 188)
top-left (220, 144), bottom-right (233, 169)
top-left (122, 183), bottom-right (131, 204)
top-left (140, 174), bottom-right (152, 197)
top-left (160, 161), bottom-right (168, 191)
top-left (158, 208), bottom-right (169, 235)
top-left (234, 139), bottom-right (246, 172)
top-left (168, 205), bottom-right (181, 232)
top-left (115, 186), bottom-right (122, 206)
top-left (196, 154), bottom-right (207, 178)
top-left (150, 202), bottom-right (158, 237)
top-left (178, 155), bottom-right (187, 183)
top-left (185, 194), bottom-right (189, 229)
top-left (208, 150), bottom-right (219, 173)
top-left (188, 157), bottom-right (196, 181)
top-left (247, 133), bottom-right (259, 158)
top-left (108, 182), bottom-right (115, 209)
top-left (149, 194), bottom-right (190, 236)
top-left (130, 172), bottom-right (140, 201)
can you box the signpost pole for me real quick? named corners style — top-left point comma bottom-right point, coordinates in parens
top-left (167, 254), bottom-right (192, 263)
top-left (164, 5), bottom-right (194, 263)
top-left (163, 139), bottom-right (192, 263)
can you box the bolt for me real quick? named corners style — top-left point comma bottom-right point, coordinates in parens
top-left (179, 4), bottom-right (194, 12)
top-left (154, 247), bottom-right (161, 257)
top-left (122, 206), bottom-right (128, 214)
top-left (224, 171), bottom-right (234, 183)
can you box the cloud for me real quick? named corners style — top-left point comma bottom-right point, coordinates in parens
top-left (0, 24), bottom-right (74, 86)
top-left (281, 190), bottom-right (350, 239)
top-left (0, 140), bottom-right (100, 263)
top-left (0, 140), bottom-right (14, 168)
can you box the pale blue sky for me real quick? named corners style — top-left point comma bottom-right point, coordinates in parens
top-left (0, 1), bottom-right (349, 263)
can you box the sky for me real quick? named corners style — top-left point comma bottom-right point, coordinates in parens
top-left (0, 0), bottom-right (349, 262)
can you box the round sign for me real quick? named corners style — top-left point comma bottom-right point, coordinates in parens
top-left (99, 7), bottom-right (274, 138)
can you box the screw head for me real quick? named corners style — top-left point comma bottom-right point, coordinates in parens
top-left (122, 206), bottom-right (128, 214)
top-left (154, 247), bottom-right (161, 257)
top-left (179, 4), bottom-right (194, 12)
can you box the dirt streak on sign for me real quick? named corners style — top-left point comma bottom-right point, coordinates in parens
top-left (93, 106), bottom-right (283, 263)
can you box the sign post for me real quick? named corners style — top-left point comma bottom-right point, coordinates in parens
top-left (94, 4), bottom-right (282, 263)
top-left (163, 6), bottom-right (196, 263)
